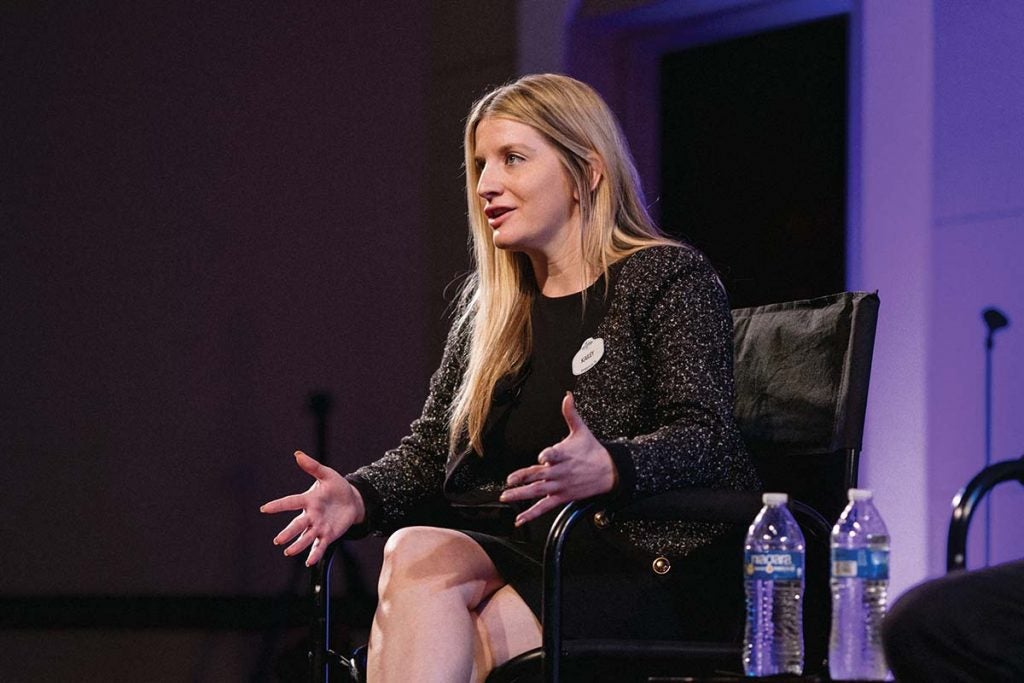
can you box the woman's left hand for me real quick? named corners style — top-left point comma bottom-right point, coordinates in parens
top-left (500, 391), bottom-right (618, 526)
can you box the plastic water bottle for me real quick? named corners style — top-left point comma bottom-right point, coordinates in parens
top-left (743, 492), bottom-right (805, 676)
top-left (829, 488), bottom-right (890, 680)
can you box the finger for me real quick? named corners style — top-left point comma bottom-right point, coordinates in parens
top-left (538, 445), bottom-right (564, 466)
top-left (305, 537), bottom-right (327, 567)
top-left (500, 479), bottom-right (558, 502)
top-left (294, 451), bottom-right (329, 480)
top-left (273, 512), bottom-right (308, 546)
top-left (260, 493), bottom-right (306, 515)
top-left (515, 495), bottom-right (564, 526)
top-left (561, 392), bottom-right (585, 434)
top-left (508, 461), bottom-right (568, 486)
top-left (284, 527), bottom-right (315, 558)
top-left (507, 463), bottom-right (549, 486)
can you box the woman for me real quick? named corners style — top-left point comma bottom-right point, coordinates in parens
top-left (262, 74), bottom-right (759, 682)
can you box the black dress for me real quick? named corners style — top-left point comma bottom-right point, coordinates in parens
top-left (458, 275), bottom-right (611, 620)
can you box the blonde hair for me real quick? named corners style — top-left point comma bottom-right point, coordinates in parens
top-left (449, 73), bottom-right (679, 455)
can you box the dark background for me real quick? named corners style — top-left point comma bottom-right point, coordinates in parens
top-left (1, 1), bottom-right (516, 678)
top-left (661, 17), bottom-right (847, 308)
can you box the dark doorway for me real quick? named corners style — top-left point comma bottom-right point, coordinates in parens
top-left (660, 16), bottom-right (848, 308)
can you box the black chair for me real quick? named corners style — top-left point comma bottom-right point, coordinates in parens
top-left (489, 291), bottom-right (880, 682)
top-left (310, 291), bottom-right (880, 682)
top-left (946, 455), bottom-right (1024, 572)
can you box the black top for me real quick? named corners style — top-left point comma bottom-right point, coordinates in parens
top-left (481, 275), bottom-right (612, 479)
top-left (462, 275), bottom-right (615, 559)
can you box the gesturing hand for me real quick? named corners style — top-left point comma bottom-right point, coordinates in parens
top-left (499, 392), bottom-right (619, 526)
top-left (260, 451), bottom-right (365, 567)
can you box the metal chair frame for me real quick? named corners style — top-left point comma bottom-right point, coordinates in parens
top-left (946, 455), bottom-right (1024, 572)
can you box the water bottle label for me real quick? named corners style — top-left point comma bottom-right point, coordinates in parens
top-left (832, 547), bottom-right (889, 579)
top-left (744, 550), bottom-right (804, 580)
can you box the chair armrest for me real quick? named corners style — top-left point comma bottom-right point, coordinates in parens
top-left (607, 489), bottom-right (831, 542)
top-left (614, 488), bottom-right (761, 523)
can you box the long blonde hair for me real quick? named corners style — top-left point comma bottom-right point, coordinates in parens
top-left (449, 73), bottom-right (678, 455)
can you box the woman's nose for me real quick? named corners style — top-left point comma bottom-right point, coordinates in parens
top-left (476, 164), bottom-right (501, 200)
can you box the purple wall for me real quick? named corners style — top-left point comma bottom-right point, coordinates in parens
top-left (928, 0), bottom-right (1024, 572)
top-left (852, 0), bottom-right (934, 598)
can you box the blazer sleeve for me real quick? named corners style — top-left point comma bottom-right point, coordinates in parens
top-left (345, 319), bottom-right (469, 535)
top-left (602, 247), bottom-right (757, 500)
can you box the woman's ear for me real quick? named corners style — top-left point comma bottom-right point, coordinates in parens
top-left (587, 154), bottom-right (605, 192)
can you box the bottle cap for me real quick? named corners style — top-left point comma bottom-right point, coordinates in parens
top-left (762, 492), bottom-right (788, 505)
top-left (848, 488), bottom-right (873, 501)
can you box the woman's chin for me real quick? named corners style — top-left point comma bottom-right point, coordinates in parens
top-left (491, 230), bottom-right (515, 250)
top-left (491, 230), bottom-right (537, 256)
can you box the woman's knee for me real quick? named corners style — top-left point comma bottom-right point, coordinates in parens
top-left (378, 527), bottom-right (496, 599)
top-left (381, 527), bottom-right (438, 576)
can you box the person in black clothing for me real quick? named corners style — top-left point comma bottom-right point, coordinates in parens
top-left (261, 74), bottom-right (759, 682)
top-left (882, 559), bottom-right (1024, 682)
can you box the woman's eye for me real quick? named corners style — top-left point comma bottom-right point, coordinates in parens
top-left (505, 153), bottom-right (524, 165)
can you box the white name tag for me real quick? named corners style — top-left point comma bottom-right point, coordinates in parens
top-left (572, 337), bottom-right (605, 376)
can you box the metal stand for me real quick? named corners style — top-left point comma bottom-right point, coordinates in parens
top-left (981, 308), bottom-right (1008, 566)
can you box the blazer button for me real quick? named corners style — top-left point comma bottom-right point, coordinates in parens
top-left (652, 556), bottom-right (671, 575)
top-left (593, 511), bottom-right (611, 529)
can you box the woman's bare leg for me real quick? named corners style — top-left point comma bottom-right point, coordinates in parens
top-left (472, 584), bottom-right (542, 674)
top-left (367, 526), bottom-right (539, 683)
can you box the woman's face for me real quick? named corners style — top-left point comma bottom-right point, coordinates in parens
top-left (473, 117), bottom-right (579, 261)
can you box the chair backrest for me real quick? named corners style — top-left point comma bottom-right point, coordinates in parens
top-left (731, 291), bottom-right (880, 530)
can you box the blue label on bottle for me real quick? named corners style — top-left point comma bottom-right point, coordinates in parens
top-left (744, 550), bottom-right (804, 580)
top-left (832, 547), bottom-right (889, 580)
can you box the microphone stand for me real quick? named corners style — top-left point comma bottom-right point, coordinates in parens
top-left (982, 308), bottom-right (1009, 566)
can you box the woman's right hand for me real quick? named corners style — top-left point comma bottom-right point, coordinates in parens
top-left (260, 450), bottom-right (366, 567)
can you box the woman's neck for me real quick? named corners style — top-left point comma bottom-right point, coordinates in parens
top-left (529, 250), bottom-right (598, 297)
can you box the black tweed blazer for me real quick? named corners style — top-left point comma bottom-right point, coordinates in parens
top-left (348, 245), bottom-right (760, 557)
